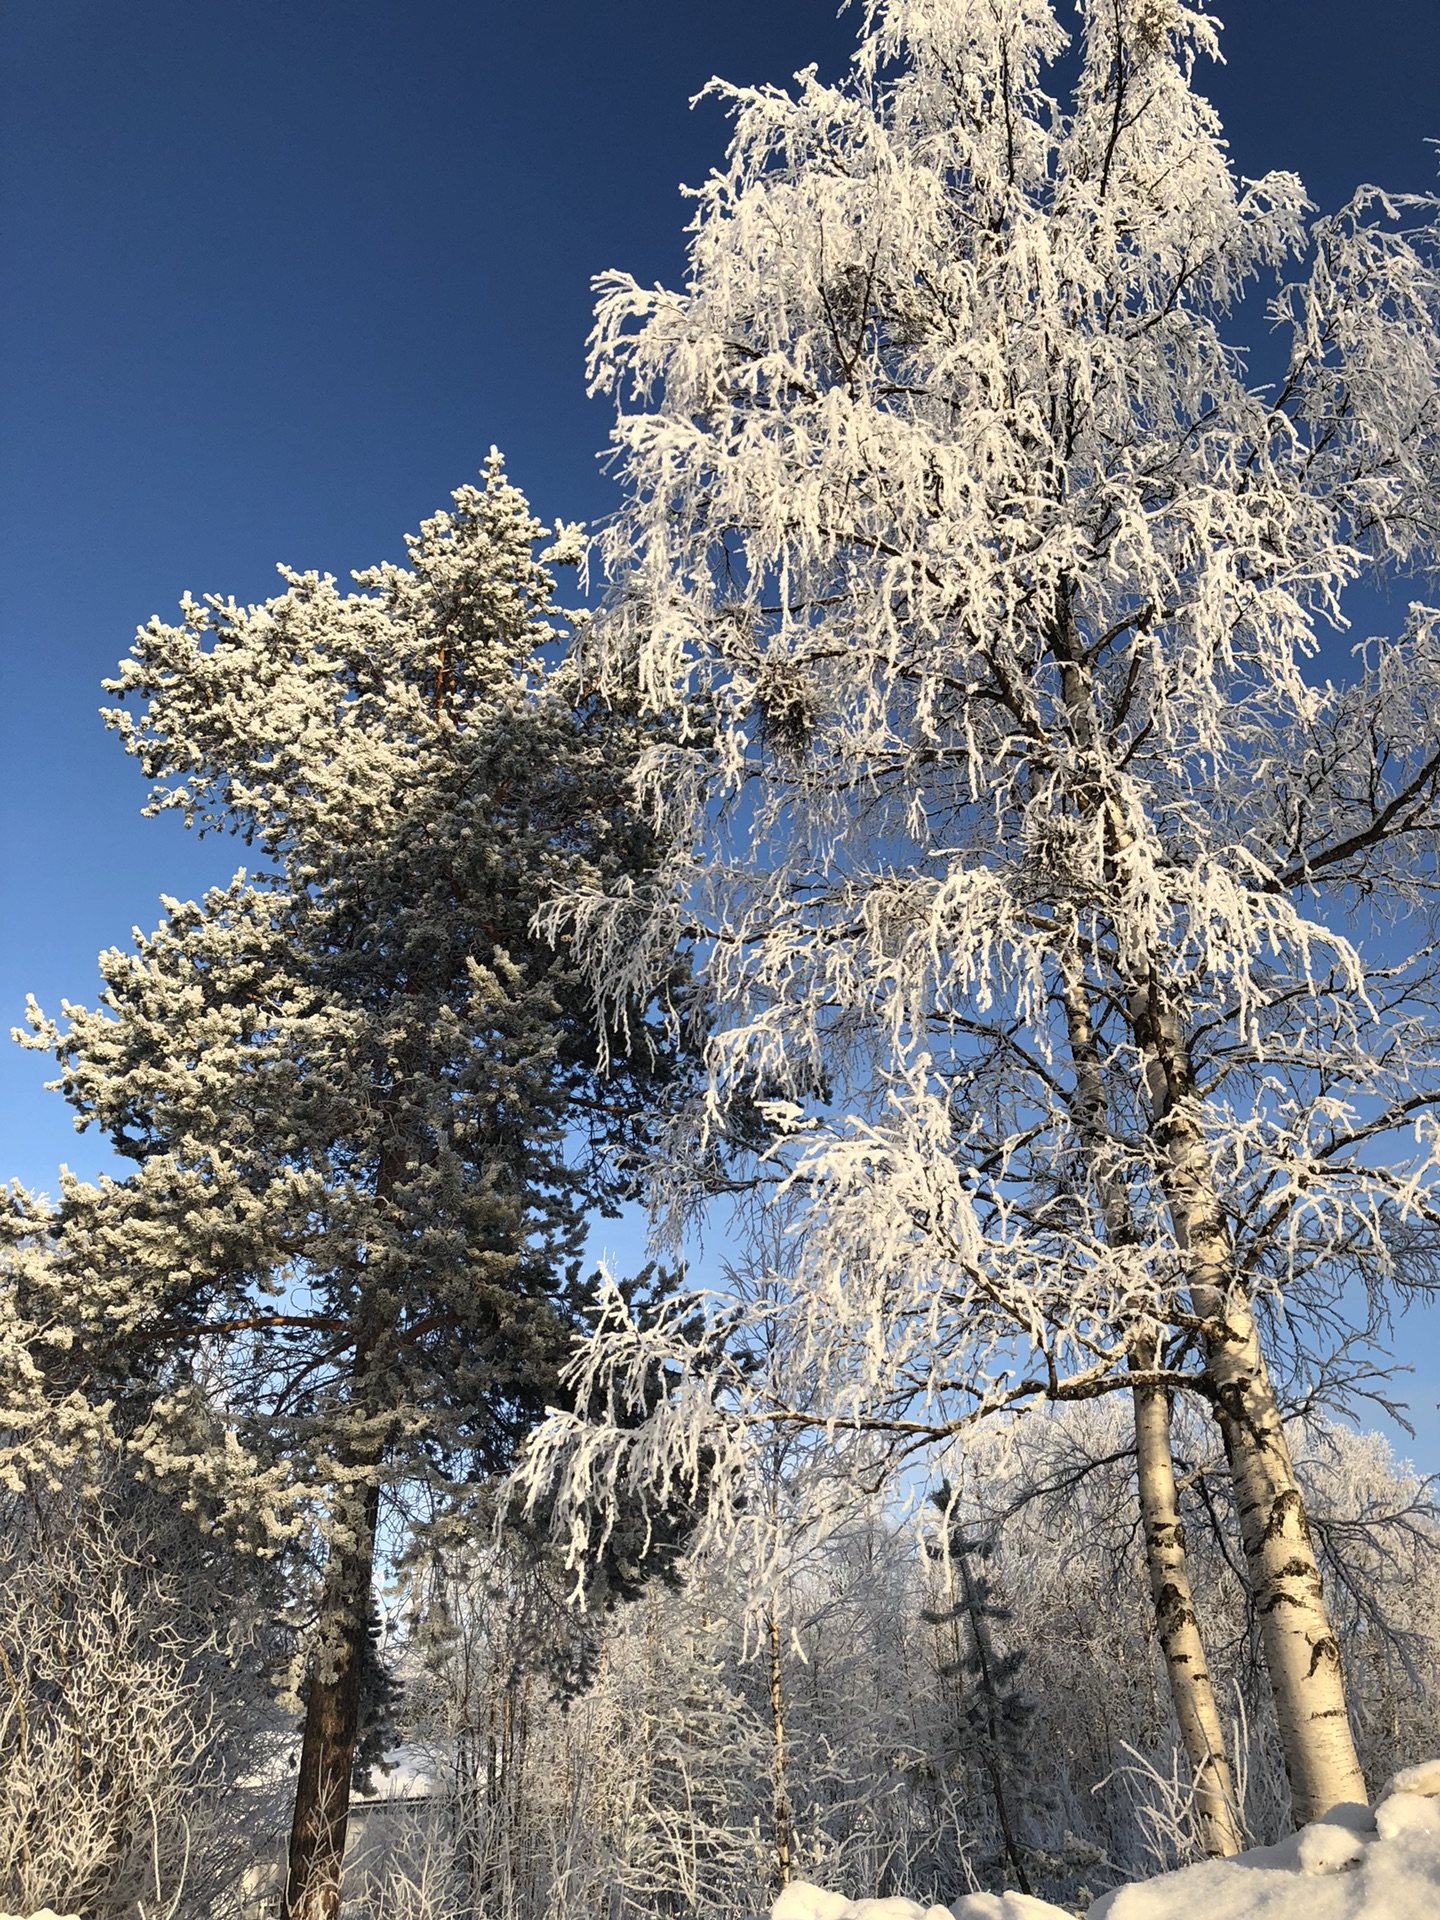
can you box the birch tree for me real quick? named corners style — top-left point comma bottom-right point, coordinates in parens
top-left (20, 458), bottom-right (682, 1920)
top-left (519, 0), bottom-right (1440, 1832)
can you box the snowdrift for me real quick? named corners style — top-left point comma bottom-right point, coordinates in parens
top-left (772, 1759), bottom-right (1440, 1920)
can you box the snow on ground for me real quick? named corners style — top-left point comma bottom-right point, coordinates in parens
top-left (774, 1888), bottom-right (1062, 1920)
top-left (772, 1759), bottom-right (1440, 1920)
top-left (1089, 1768), bottom-right (1440, 1920)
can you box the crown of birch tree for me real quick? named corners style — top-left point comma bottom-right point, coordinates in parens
top-left (516, 0), bottom-right (1440, 1826)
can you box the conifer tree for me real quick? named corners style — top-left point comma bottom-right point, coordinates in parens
top-left (923, 1490), bottom-right (1040, 1895)
top-left (21, 457), bottom-right (682, 1920)
top-left (521, 0), bottom-right (1440, 1829)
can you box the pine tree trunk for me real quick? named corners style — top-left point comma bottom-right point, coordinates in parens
top-left (281, 1474), bottom-right (381, 1920)
top-left (1132, 978), bottom-right (1368, 1825)
top-left (1055, 949), bottom-right (1241, 1854)
top-left (1130, 1360), bottom-right (1245, 1855)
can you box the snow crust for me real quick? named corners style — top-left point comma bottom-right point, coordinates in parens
top-left (1384, 1757), bottom-right (1440, 1799)
top-left (773, 1890), bottom-right (1064, 1920)
top-left (948, 1898), bottom-right (1072, 1920)
top-left (771, 1763), bottom-right (1440, 1920)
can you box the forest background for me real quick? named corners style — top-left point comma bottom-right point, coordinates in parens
top-left (5, 0), bottom-right (1440, 1472)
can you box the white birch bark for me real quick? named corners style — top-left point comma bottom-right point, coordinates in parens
top-left (1130, 1367), bottom-right (1245, 1852)
top-left (1132, 977), bottom-right (1368, 1822)
top-left (765, 1603), bottom-right (793, 1890)
top-left (1056, 951), bottom-right (1243, 1854)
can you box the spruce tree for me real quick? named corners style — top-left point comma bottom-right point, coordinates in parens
top-left (923, 1488), bottom-right (1042, 1896)
top-left (21, 456), bottom-right (682, 1920)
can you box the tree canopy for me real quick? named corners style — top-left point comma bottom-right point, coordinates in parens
top-left (518, 0), bottom-right (1440, 1826)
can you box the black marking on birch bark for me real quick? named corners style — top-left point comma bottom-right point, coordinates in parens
top-left (1263, 1488), bottom-right (1311, 1544)
top-left (1274, 1557), bottom-right (1323, 1584)
top-left (1261, 1590), bottom-right (1312, 1612)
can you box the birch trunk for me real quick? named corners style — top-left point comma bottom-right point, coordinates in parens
top-left (765, 1604), bottom-right (793, 1891)
top-left (1132, 978), bottom-right (1367, 1824)
top-left (1130, 1361), bottom-right (1245, 1853)
top-left (1056, 951), bottom-right (1243, 1855)
top-left (280, 1474), bottom-right (381, 1920)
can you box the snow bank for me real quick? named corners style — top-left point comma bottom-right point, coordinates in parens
top-left (1089, 1773), bottom-right (1439, 1919)
top-left (771, 1760), bottom-right (1440, 1920)
top-left (773, 1880), bottom-right (1071, 1920)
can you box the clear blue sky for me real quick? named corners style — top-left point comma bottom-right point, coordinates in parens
top-left (3, 0), bottom-right (1440, 1461)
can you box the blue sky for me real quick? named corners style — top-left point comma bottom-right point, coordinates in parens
top-left (3, 0), bottom-right (1440, 1461)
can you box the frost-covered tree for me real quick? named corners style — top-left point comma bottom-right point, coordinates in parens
top-left (0, 1199), bottom-right (285, 1917)
top-left (0, 1457), bottom-right (285, 1920)
top-left (389, 1408), bottom-right (1439, 1915)
top-left (521, 0), bottom-right (1440, 1831)
top-left (20, 457), bottom-right (682, 1920)
top-left (922, 1492), bottom-right (1041, 1893)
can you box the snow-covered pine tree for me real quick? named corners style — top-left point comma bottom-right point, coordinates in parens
top-left (20, 457), bottom-right (684, 1920)
top-left (0, 1191), bottom-right (117, 1490)
top-left (520, 0), bottom-right (1440, 1830)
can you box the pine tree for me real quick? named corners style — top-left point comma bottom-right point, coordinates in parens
top-left (20, 456), bottom-right (684, 1920)
top-left (523, 0), bottom-right (1440, 1827)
